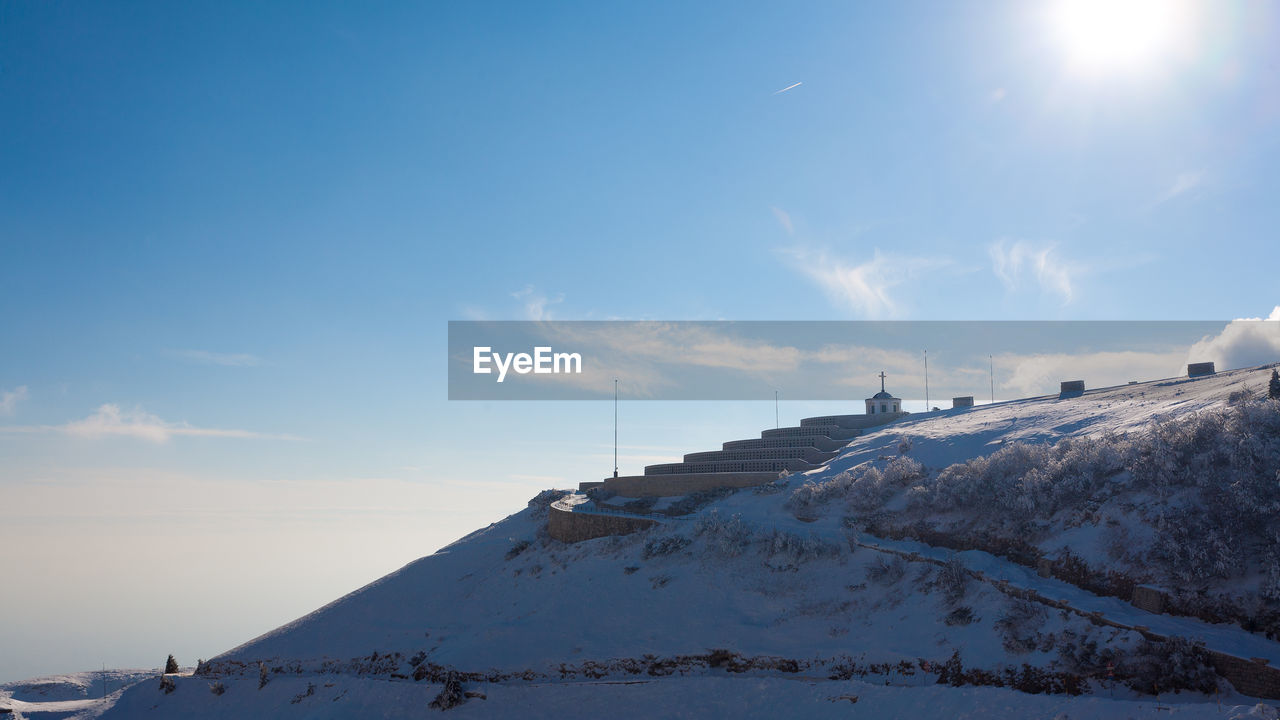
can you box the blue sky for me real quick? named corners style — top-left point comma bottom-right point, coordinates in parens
top-left (2, 0), bottom-right (1279, 682)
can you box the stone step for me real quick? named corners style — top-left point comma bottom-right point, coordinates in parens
top-left (682, 447), bottom-right (836, 464)
top-left (761, 425), bottom-right (857, 440)
top-left (723, 436), bottom-right (848, 452)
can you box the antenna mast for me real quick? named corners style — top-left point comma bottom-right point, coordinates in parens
top-left (924, 350), bottom-right (929, 412)
top-left (989, 355), bottom-right (995, 405)
top-left (613, 378), bottom-right (619, 478)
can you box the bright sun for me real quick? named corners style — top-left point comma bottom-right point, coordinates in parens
top-left (1050, 0), bottom-right (1194, 74)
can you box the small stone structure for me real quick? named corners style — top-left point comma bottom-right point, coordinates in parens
top-left (1187, 361), bottom-right (1216, 377)
top-left (1130, 585), bottom-right (1169, 614)
top-left (1059, 380), bottom-right (1085, 398)
top-left (952, 396), bottom-right (974, 409)
top-left (865, 371), bottom-right (903, 416)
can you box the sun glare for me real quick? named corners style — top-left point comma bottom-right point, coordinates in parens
top-left (1050, 0), bottom-right (1195, 75)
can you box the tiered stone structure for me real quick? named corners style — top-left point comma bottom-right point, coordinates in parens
top-left (578, 374), bottom-right (908, 498)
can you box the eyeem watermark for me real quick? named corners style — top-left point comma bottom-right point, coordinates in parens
top-left (473, 346), bottom-right (583, 383)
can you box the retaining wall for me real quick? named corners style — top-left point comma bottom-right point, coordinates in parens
top-left (548, 501), bottom-right (657, 543)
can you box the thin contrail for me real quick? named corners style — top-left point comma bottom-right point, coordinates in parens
top-left (773, 82), bottom-right (802, 95)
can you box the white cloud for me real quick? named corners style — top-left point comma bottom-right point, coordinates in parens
top-left (1185, 307), bottom-right (1280, 371)
top-left (1, 385), bottom-right (28, 416)
top-left (511, 285), bottom-right (564, 321)
top-left (988, 239), bottom-right (1077, 304)
top-left (1, 403), bottom-right (301, 443)
top-left (170, 349), bottom-right (263, 367)
top-left (993, 349), bottom-right (1187, 399)
top-left (784, 248), bottom-right (946, 318)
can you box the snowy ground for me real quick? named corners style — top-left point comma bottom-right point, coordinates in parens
top-left (91, 673), bottom-right (1280, 720)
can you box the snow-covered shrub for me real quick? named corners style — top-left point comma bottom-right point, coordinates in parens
top-left (1123, 636), bottom-right (1217, 694)
top-left (1155, 510), bottom-right (1246, 583)
top-left (995, 598), bottom-right (1046, 654)
top-left (642, 534), bottom-right (691, 559)
top-left (209, 681), bottom-right (225, 696)
top-left (944, 606), bottom-right (976, 626)
top-left (695, 511), bottom-right (754, 557)
top-left (897, 435), bottom-right (913, 455)
top-left (761, 529), bottom-right (840, 570)
top-left (158, 675), bottom-right (176, 694)
top-left (1053, 628), bottom-right (1119, 677)
top-left (937, 555), bottom-right (969, 604)
top-left (429, 671), bottom-right (466, 710)
top-left (866, 555), bottom-right (907, 585)
top-left (788, 457), bottom-right (925, 517)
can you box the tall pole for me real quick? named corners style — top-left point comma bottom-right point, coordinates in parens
top-left (924, 350), bottom-right (929, 412)
top-left (775, 390), bottom-right (779, 429)
top-left (989, 355), bottom-right (995, 405)
top-left (613, 378), bottom-right (618, 478)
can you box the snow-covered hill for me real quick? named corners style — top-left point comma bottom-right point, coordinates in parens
top-left (9, 364), bottom-right (1280, 719)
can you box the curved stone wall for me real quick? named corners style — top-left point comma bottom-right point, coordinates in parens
top-left (548, 501), bottom-right (657, 543)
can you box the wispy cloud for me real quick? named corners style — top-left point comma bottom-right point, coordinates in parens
top-left (511, 285), bottom-right (564, 321)
top-left (770, 206), bottom-right (794, 236)
top-left (773, 81), bottom-right (802, 95)
top-left (988, 239), bottom-right (1078, 304)
top-left (0, 403), bottom-right (302, 443)
top-left (1, 385), bottom-right (28, 416)
top-left (783, 247), bottom-right (947, 318)
top-left (169, 349), bottom-right (263, 367)
top-left (1155, 170), bottom-right (1204, 205)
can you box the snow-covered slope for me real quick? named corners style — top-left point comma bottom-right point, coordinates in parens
top-left (15, 364), bottom-right (1278, 719)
